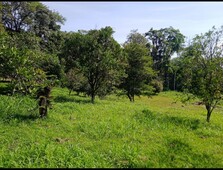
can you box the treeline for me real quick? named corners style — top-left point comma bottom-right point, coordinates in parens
top-left (1, 2), bottom-right (223, 122)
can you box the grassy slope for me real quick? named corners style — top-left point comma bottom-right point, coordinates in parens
top-left (0, 86), bottom-right (223, 168)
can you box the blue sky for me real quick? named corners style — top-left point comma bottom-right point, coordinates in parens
top-left (42, 1), bottom-right (223, 45)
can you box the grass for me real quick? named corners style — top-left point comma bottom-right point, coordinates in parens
top-left (0, 84), bottom-right (223, 168)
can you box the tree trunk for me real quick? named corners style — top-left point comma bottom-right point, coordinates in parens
top-left (206, 104), bottom-right (212, 123)
top-left (127, 93), bottom-right (132, 102)
top-left (207, 110), bottom-right (211, 123)
top-left (173, 72), bottom-right (176, 91)
top-left (127, 93), bottom-right (134, 102)
top-left (163, 74), bottom-right (169, 91)
top-left (91, 93), bottom-right (95, 104)
top-left (69, 89), bottom-right (72, 96)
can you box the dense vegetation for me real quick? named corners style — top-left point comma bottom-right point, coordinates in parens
top-left (1, 2), bottom-right (223, 168)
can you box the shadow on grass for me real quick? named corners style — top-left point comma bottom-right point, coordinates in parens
top-left (151, 138), bottom-right (219, 168)
top-left (69, 92), bottom-right (88, 98)
top-left (2, 113), bottom-right (39, 124)
top-left (161, 115), bottom-right (202, 130)
top-left (135, 109), bottom-right (202, 130)
top-left (0, 83), bottom-right (12, 95)
top-left (13, 113), bottom-right (39, 121)
top-left (133, 109), bottom-right (156, 124)
top-left (54, 96), bottom-right (92, 104)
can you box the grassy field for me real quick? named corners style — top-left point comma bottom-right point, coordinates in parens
top-left (0, 84), bottom-right (223, 168)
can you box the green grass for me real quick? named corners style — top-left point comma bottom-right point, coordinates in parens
top-left (0, 85), bottom-right (223, 168)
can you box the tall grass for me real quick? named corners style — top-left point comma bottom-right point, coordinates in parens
top-left (0, 85), bottom-right (223, 168)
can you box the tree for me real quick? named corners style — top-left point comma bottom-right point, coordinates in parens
top-left (65, 68), bottom-right (88, 96)
top-left (2, 1), bottom-right (65, 35)
top-left (1, 2), bottom-right (66, 87)
top-left (2, 1), bottom-right (65, 53)
top-left (2, 1), bottom-right (35, 33)
top-left (0, 31), bottom-right (12, 79)
top-left (0, 30), bottom-right (59, 95)
top-left (120, 30), bottom-right (155, 102)
top-left (0, 3), bottom-right (4, 32)
top-left (168, 57), bottom-right (181, 91)
top-left (169, 45), bottom-right (197, 92)
top-left (59, 31), bottom-right (85, 73)
top-left (42, 30), bottom-right (66, 55)
top-left (0, 43), bottom-right (48, 95)
top-left (145, 27), bottom-right (185, 90)
top-left (60, 27), bottom-right (126, 103)
top-left (80, 27), bottom-right (126, 103)
top-left (181, 26), bottom-right (223, 122)
top-left (125, 29), bottom-right (148, 46)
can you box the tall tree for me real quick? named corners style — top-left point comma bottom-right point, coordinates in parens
top-left (60, 27), bottom-right (126, 103)
top-left (125, 29), bottom-right (148, 46)
top-left (168, 57), bottom-right (181, 91)
top-left (0, 2), bottom-right (66, 94)
top-left (59, 31), bottom-right (84, 73)
top-left (80, 27), bottom-right (126, 103)
top-left (2, 1), bottom-right (65, 53)
top-left (2, 1), bottom-right (65, 34)
top-left (120, 30), bottom-right (155, 102)
top-left (145, 27), bottom-right (185, 90)
top-left (2, 1), bottom-right (34, 33)
top-left (171, 45), bottom-right (198, 92)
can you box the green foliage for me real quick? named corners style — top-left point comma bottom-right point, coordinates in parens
top-left (64, 68), bottom-right (89, 95)
top-left (0, 35), bottom-right (53, 95)
top-left (42, 31), bottom-right (66, 55)
top-left (59, 31), bottom-right (85, 72)
top-left (180, 26), bottom-right (223, 122)
top-left (2, 1), bottom-right (65, 35)
top-left (83, 27), bottom-right (126, 102)
top-left (37, 52), bottom-right (63, 79)
top-left (2, 1), bottom-right (66, 55)
top-left (169, 47), bottom-right (195, 92)
top-left (0, 31), bottom-right (11, 78)
top-left (145, 27), bottom-right (185, 90)
top-left (120, 37), bottom-right (155, 102)
top-left (150, 79), bottom-right (163, 93)
top-left (0, 24), bottom-right (62, 96)
top-left (125, 29), bottom-right (148, 46)
top-left (2, 1), bottom-right (36, 33)
top-left (60, 27), bottom-right (126, 103)
top-left (8, 32), bottom-right (41, 50)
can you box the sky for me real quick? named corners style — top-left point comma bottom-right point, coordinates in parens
top-left (42, 1), bottom-right (223, 45)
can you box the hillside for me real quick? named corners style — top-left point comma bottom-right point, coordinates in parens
top-left (0, 87), bottom-right (223, 168)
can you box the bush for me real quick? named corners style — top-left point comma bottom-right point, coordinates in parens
top-left (150, 79), bottom-right (163, 93)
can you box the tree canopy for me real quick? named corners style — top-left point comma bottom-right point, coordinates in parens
top-left (119, 30), bottom-right (155, 102)
top-left (60, 26), bottom-right (126, 103)
top-left (180, 26), bottom-right (223, 122)
top-left (145, 27), bottom-right (185, 90)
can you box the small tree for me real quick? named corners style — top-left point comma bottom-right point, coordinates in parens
top-left (182, 26), bottom-right (223, 122)
top-left (65, 68), bottom-right (88, 96)
top-left (0, 32), bottom-right (49, 95)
